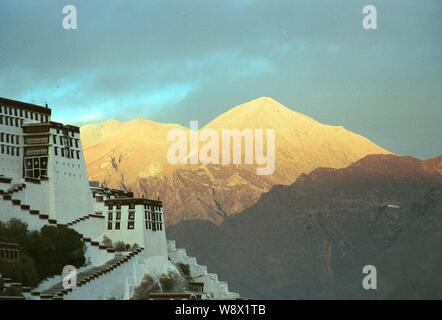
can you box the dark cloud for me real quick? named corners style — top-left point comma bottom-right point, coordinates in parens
top-left (0, 0), bottom-right (441, 158)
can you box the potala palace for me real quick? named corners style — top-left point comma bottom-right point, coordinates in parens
top-left (0, 96), bottom-right (239, 300)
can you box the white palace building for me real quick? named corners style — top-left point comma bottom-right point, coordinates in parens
top-left (0, 97), bottom-right (238, 300)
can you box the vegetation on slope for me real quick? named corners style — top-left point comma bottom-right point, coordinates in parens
top-left (0, 218), bottom-right (85, 287)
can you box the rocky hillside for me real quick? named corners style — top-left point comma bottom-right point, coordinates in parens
top-left (167, 155), bottom-right (442, 299)
top-left (82, 97), bottom-right (390, 224)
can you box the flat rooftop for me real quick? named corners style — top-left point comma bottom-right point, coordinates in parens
top-left (0, 97), bottom-right (52, 116)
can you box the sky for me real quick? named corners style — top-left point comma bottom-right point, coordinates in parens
top-left (0, 0), bottom-right (441, 159)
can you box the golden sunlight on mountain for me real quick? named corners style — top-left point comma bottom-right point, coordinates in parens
top-left (203, 97), bottom-right (391, 184)
top-left (81, 97), bottom-right (391, 224)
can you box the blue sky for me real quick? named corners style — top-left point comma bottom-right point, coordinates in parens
top-left (0, 0), bottom-right (441, 158)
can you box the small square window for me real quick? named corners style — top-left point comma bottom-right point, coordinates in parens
top-left (127, 221), bottom-right (135, 230)
top-left (115, 222), bottom-right (120, 230)
top-left (107, 222), bottom-right (112, 230)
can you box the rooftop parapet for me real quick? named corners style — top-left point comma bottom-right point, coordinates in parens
top-left (104, 197), bottom-right (162, 207)
top-left (0, 97), bottom-right (52, 116)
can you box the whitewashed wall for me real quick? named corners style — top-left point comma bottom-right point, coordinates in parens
top-left (21, 180), bottom-right (50, 217)
top-left (83, 243), bottom-right (114, 267)
top-left (0, 196), bottom-right (47, 231)
top-left (103, 206), bottom-right (144, 246)
top-left (0, 119), bottom-right (24, 181)
top-left (70, 216), bottom-right (106, 242)
top-left (0, 156), bottom-right (21, 181)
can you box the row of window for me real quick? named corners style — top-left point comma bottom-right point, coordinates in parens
top-left (0, 105), bottom-right (49, 122)
top-left (146, 204), bottom-right (162, 211)
top-left (145, 210), bottom-right (163, 231)
top-left (0, 249), bottom-right (19, 260)
top-left (108, 204), bottom-right (135, 210)
top-left (108, 211), bottom-right (135, 221)
top-left (54, 170), bottom-right (83, 178)
top-left (52, 135), bottom-right (79, 148)
top-left (24, 146), bottom-right (48, 157)
top-left (0, 116), bottom-right (24, 128)
top-left (55, 160), bottom-right (81, 168)
top-left (146, 211), bottom-right (162, 222)
top-left (24, 136), bottom-right (48, 145)
top-left (25, 157), bottom-right (48, 179)
top-left (106, 209), bottom-right (163, 231)
top-left (107, 221), bottom-right (135, 230)
top-left (146, 221), bottom-right (163, 231)
top-left (0, 144), bottom-right (20, 156)
top-left (55, 128), bottom-right (76, 137)
top-left (23, 126), bottom-right (49, 134)
top-left (0, 133), bottom-right (20, 145)
top-left (106, 220), bottom-right (163, 231)
top-left (108, 210), bottom-right (136, 230)
top-left (54, 147), bottom-right (81, 159)
top-left (107, 210), bottom-right (163, 221)
top-left (107, 204), bottom-right (162, 211)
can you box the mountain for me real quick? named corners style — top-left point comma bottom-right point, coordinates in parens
top-left (82, 97), bottom-right (391, 224)
top-left (81, 119), bottom-right (188, 185)
top-left (202, 97), bottom-right (391, 184)
top-left (167, 155), bottom-right (442, 299)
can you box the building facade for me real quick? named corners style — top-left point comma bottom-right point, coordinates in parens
top-left (0, 242), bottom-right (20, 263)
top-left (0, 97), bottom-right (238, 300)
top-left (104, 198), bottom-right (167, 258)
top-left (0, 97), bottom-right (94, 224)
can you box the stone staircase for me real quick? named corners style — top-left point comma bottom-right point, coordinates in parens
top-left (0, 185), bottom-right (60, 227)
top-left (167, 240), bottom-right (239, 299)
top-left (4, 183), bottom-right (26, 195)
top-left (65, 213), bottom-right (104, 227)
top-left (0, 180), bottom-right (128, 299)
top-left (27, 248), bottom-right (144, 300)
